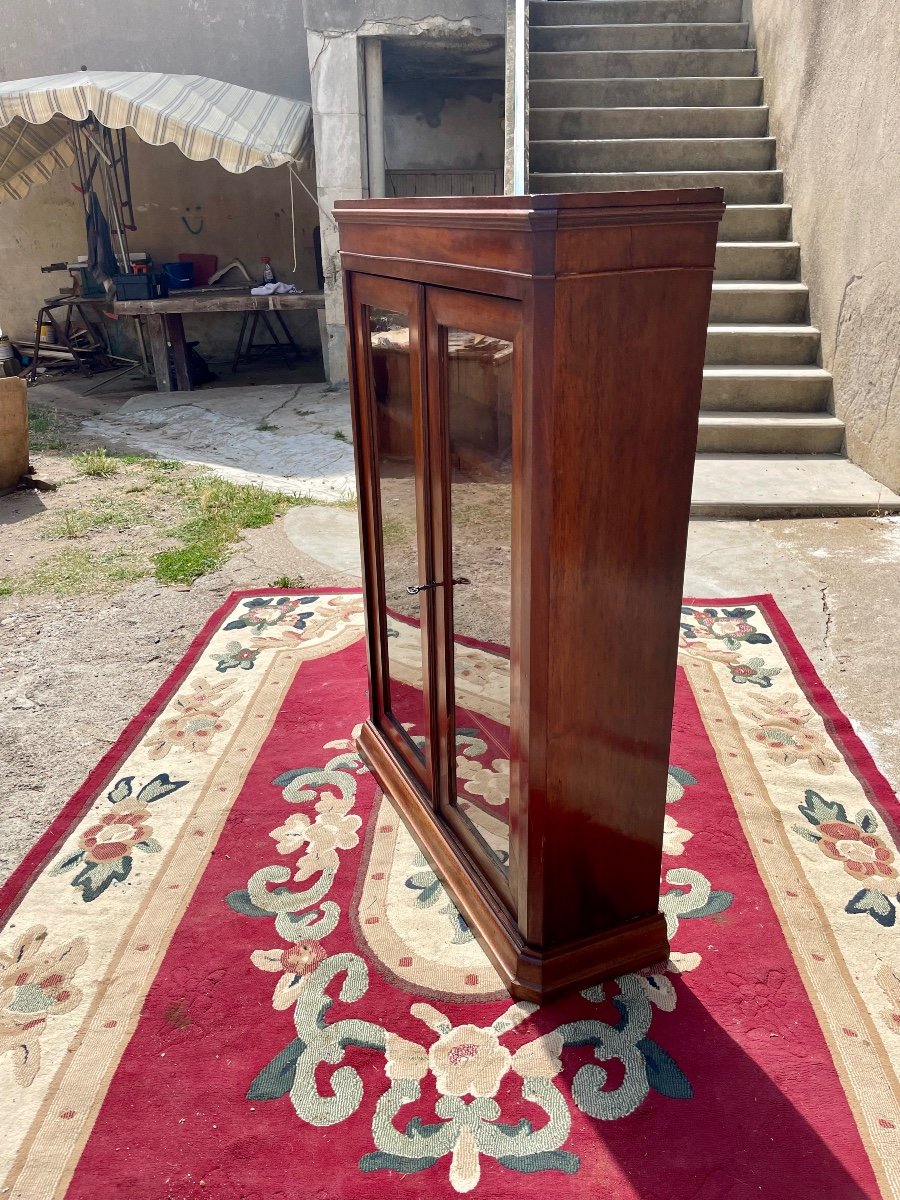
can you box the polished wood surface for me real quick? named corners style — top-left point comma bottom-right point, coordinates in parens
top-left (337, 191), bottom-right (723, 1002)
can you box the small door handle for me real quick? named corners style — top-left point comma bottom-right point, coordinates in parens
top-left (406, 577), bottom-right (471, 595)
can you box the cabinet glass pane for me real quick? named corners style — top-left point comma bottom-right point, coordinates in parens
top-left (446, 329), bottom-right (513, 875)
top-left (369, 307), bottom-right (426, 759)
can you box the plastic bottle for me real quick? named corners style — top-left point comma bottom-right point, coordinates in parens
top-left (261, 256), bottom-right (276, 285)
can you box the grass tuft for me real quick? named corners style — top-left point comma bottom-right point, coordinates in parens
top-left (72, 447), bottom-right (118, 478)
top-left (42, 496), bottom-right (149, 540)
top-left (28, 407), bottom-right (69, 452)
top-left (27, 548), bottom-right (149, 595)
top-left (153, 475), bottom-right (294, 586)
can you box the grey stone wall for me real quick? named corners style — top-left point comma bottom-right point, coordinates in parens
top-left (0, 0), bottom-right (310, 100)
top-left (384, 79), bottom-right (503, 172)
top-left (749, 0), bottom-right (900, 492)
top-left (303, 0), bottom-right (504, 380)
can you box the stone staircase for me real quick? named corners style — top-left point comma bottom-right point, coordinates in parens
top-left (527, 0), bottom-right (872, 509)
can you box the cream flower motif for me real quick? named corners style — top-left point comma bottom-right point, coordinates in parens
top-left (454, 651), bottom-right (503, 689)
top-left (314, 794), bottom-right (355, 818)
top-left (669, 951), bottom-right (701, 974)
top-left (294, 810), bottom-right (362, 881)
top-left (407, 1000), bottom-right (537, 1099)
top-left (429, 1024), bottom-right (511, 1097)
top-left (510, 1031), bottom-right (564, 1079)
top-left (455, 756), bottom-right (481, 782)
top-left (457, 758), bottom-right (509, 807)
top-left (677, 636), bottom-right (741, 666)
top-left (268, 805), bottom-right (362, 881)
top-left (381, 1001), bottom-right (544, 1193)
top-left (741, 693), bottom-right (841, 775)
top-left (250, 941), bottom-right (328, 1010)
top-left (0, 925), bottom-right (89, 1086)
top-left (663, 814), bottom-right (692, 857)
top-left (269, 812), bottom-right (313, 856)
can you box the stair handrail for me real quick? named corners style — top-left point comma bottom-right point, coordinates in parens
top-left (503, 0), bottom-right (528, 194)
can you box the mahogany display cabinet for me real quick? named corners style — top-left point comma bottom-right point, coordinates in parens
top-left (335, 190), bottom-right (724, 1003)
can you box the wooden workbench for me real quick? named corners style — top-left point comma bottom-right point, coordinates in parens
top-left (113, 286), bottom-right (326, 391)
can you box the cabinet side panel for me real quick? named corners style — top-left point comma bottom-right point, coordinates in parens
top-left (543, 267), bottom-right (712, 946)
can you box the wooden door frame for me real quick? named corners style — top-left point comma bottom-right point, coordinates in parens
top-left (348, 272), bottom-right (436, 793)
top-left (424, 285), bottom-right (525, 915)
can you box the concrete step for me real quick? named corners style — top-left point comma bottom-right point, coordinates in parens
top-left (529, 105), bottom-right (769, 140)
top-left (531, 1), bottom-right (744, 26)
top-left (697, 412), bottom-right (845, 454)
top-left (690, 454), bottom-right (900, 517)
top-left (529, 48), bottom-right (757, 78)
top-left (715, 241), bottom-right (800, 280)
top-left (710, 281), bottom-right (808, 324)
top-left (530, 22), bottom-right (749, 51)
top-left (530, 136), bottom-right (775, 172)
top-left (529, 76), bottom-right (763, 107)
top-left (701, 366), bottom-right (832, 411)
top-left (705, 325), bottom-right (820, 367)
top-left (530, 169), bottom-right (783, 202)
top-left (719, 204), bottom-right (791, 241)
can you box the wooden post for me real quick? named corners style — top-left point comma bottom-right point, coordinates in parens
top-left (144, 315), bottom-right (172, 392)
top-left (165, 315), bottom-right (192, 391)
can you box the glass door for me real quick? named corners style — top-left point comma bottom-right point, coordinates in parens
top-left (425, 287), bottom-right (523, 911)
top-left (350, 274), bottom-right (433, 787)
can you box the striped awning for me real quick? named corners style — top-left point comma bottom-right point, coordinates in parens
top-left (0, 71), bottom-right (313, 201)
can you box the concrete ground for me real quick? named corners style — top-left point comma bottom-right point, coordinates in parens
top-left (3, 372), bottom-right (896, 886)
top-left (288, 504), bottom-right (900, 790)
top-left (28, 371), bottom-right (900, 784)
top-left (35, 369), bottom-right (356, 501)
top-left (34, 370), bottom-right (900, 516)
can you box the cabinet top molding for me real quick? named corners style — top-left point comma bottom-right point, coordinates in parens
top-left (334, 189), bottom-right (725, 289)
top-left (334, 188), bottom-right (724, 218)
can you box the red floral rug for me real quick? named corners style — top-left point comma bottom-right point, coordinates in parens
top-left (1, 589), bottom-right (898, 1200)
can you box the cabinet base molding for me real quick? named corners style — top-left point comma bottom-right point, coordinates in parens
top-left (358, 720), bottom-right (670, 1004)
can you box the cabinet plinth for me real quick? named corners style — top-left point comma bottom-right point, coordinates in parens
top-left (335, 190), bottom-right (724, 1003)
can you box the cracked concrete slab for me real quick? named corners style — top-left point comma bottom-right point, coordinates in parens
top-left (32, 375), bottom-right (900, 796)
top-left (277, 505), bottom-right (900, 791)
top-left (81, 381), bottom-right (357, 501)
top-left (116, 384), bottom-right (303, 423)
top-left (684, 517), bottom-right (900, 788)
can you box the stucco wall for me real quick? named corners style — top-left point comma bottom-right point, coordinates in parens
top-left (302, 0), bottom-right (504, 379)
top-left (749, 0), bottom-right (900, 492)
top-left (303, 0), bottom-right (502, 36)
top-left (0, 0), bottom-right (321, 366)
top-left (384, 79), bottom-right (503, 172)
top-left (0, 137), bottom-right (321, 362)
top-left (0, 0), bottom-right (310, 101)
